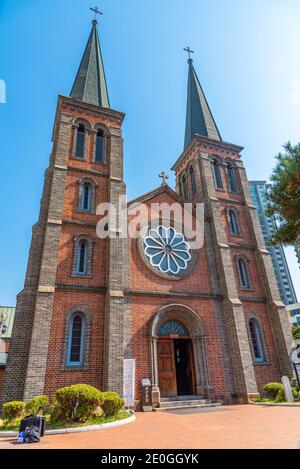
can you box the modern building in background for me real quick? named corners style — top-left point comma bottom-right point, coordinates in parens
top-left (287, 303), bottom-right (300, 326)
top-left (0, 306), bottom-right (16, 396)
top-left (249, 181), bottom-right (297, 306)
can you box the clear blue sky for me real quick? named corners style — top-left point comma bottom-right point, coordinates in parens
top-left (0, 0), bottom-right (299, 305)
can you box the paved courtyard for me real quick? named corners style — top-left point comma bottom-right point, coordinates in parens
top-left (1, 405), bottom-right (300, 449)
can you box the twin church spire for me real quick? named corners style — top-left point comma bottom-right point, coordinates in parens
top-left (70, 19), bottom-right (110, 108)
top-left (184, 57), bottom-right (222, 148)
top-left (70, 19), bottom-right (221, 147)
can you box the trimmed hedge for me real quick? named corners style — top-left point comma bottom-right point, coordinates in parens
top-left (102, 397), bottom-right (125, 417)
top-left (55, 384), bottom-right (103, 422)
top-left (25, 395), bottom-right (49, 415)
top-left (263, 382), bottom-right (283, 400)
top-left (2, 401), bottom-right (25, 422)
top-left (102, 391), bottom-right (120, 401)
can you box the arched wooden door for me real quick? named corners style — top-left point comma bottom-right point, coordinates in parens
top-left (157, 320), bottom-right (196, 397)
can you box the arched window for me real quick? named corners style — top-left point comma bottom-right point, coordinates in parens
top-left (178, 178), bottom-right (182, 197)
top-left (228, 208), bottom-right (240, 236)
top-left (237, 257), bottom-right (251, 289)
top-left (75, 124), bottom-right (86, 158)
top-left (182, 174), bottom-right (189, 201)
top-left (158, 320), bottom-right (189, 337)
top-left (227, 163), bottom-right (238, 193)
top-left (67, 314), bottom-right (84, 366)
top-left (213, 160), bottom-right (223, 189)
top-left (249, 318), bottom-right (266, 363)
top-left (95, 129), bottom-right (105, 163)
top-left (76, 240), bottom-right (88, 275)
top-left (190, 166), bottom-right (196, 195)
top-left (81, 183), bottom-right (92, 211)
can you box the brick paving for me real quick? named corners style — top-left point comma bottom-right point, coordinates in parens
top-left (0, 405), bottom-right (300, 449)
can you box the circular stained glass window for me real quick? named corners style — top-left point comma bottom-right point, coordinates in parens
top-left (143, 225), bottom-right (191, 275)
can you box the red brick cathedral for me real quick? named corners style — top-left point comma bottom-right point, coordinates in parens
top-left (2, 20), bottom-right (293, 407)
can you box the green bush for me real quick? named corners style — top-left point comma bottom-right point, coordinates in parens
top-left (2, 401), bottom-right (25, 422)
top-left (102, 391), bottom-right (120, 401)
top-left (263, 382), bottom-right (283, 400)
top-left (102, 397), bottom-right (125, 417)
top-left (55, 384), bottom-right (103, 422)
top-left (25, 395), bottom-right (49, 415)
top-left (274, 387), bottom-right (300, 403)
top-left (292, 388), bottom-right (300, 402)
top-left (274, 388), bottom-right (286, 403)
top-left (49, 404), bottom-right (65, 424)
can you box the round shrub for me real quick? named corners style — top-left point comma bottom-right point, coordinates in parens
top-left (2, 401), bottom-right (25, 422)
top-left (263, 382), bottom-right (283, 400)
top-left (25, 395), bottom-right (49, 415)
top-left (49, 404), bottom-right (65, 424)
top-left (274, 388), bottom-right (286, 402)
top-left (102, 397), bottom-right (125, 417)
top-left (55, 384), bottom-right (103, 422)
top-left (102, 391), bottom-right (120, 401)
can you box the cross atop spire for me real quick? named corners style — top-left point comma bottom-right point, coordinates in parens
top-left (183, 46), bottom-right (194, 61)
top-left (184, 56), bottom-right (221, 148)
top-left (90, 6), bottom-right (103, 21)
top-left (70, 17), bottom-right (110, 108)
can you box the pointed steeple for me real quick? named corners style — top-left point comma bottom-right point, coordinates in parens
top-left (70, 19), bottom-right (110, 108)
top-left (184, 58), bottom-right (221, 149)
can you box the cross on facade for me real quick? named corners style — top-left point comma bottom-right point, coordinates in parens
top-left (90, 6), bottom-right (103, 20)
top-left (183, 46), bottom-right (194, 60)
top-left (159, 171), bottom-right (169, 186)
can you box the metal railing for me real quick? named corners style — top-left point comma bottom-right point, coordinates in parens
top-left (0, 352), bottom-right (8, 366)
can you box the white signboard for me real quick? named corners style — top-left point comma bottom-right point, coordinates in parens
top-left (123, 359), bottom-right (135, 407)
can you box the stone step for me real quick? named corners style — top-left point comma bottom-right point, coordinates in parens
top-left (155, 402), bottom-right (221, 412)
top-left (159, 399), bottom-right (211, 408)
top-left (160, 395), bottom-right (204, 402)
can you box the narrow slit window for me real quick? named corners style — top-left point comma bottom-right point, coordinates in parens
top-left (238, 257), bottom-right (251, 288)
top-left (213, 160), bottom-right (223, 189)
top-left (95, 130), bottom-right (105, 163)
top-left (228, 209), bottom-right (240, 236)
top-left (81, 183), bottom-right (91, 211)
top-left (182, 174), bottom-right (189, 201)
top-left (75, 124), bottom-right (85, 158)
top-left (227, 164), bottom-right (238, 193)
top-left (249, 318), bottom-right (265, 363)
top-left (190, 166), bottom-right (196, 195)
top-left (68, 315), bottom-right (84, 365)
top-left (76, 241), bottom-right (88, 275)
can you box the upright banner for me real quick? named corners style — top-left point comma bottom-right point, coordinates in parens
top-left (123, 358), bottom-right (136, 407)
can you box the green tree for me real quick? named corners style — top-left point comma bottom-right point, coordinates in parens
top-left (266, 142), bottom-right (300, 245)
top-left (292, 325), bottom-right (300, 341)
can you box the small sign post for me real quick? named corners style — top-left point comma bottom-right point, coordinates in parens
top-left (141, 378), bottom-right (152, 412)
top-left (123, 359), bottom-right (135, 408)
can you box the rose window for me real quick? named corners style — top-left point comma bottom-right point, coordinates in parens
top-left (143, 226), bottom-right (191, 275)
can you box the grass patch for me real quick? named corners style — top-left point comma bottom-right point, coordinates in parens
top-left (0, 411), bottom-right (131, 432)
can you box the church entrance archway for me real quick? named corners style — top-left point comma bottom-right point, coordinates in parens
top-left (149, 304), bottom-right (213, 399)
top-left (157, 320), bottom-right (195, 397)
